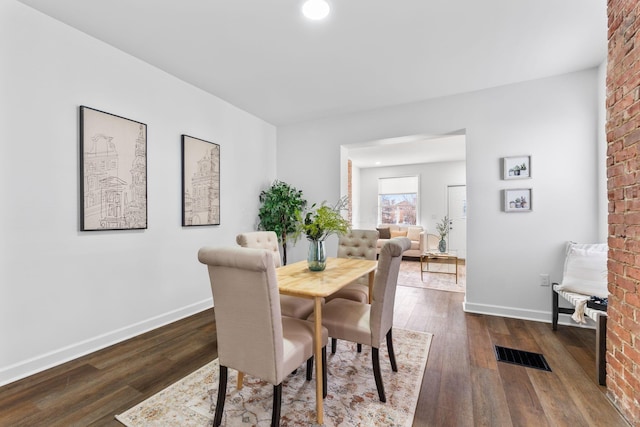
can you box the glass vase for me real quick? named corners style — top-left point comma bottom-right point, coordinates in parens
top-left (307, 240), bottom-right (326, 271)
top-left (438, 237), bottom-right (447, 253)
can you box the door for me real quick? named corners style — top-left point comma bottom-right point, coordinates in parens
top-left (447, 185), bottom-right (467, 258)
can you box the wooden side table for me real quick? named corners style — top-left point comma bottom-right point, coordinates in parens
top-left (420, 251), bottom-right (458, 283)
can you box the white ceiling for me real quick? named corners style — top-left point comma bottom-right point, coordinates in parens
top-left (18, 0), bottom-right (607, 128)
top-left (347, 134), bottom-right (467, 168)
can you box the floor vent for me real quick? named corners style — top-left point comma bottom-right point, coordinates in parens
top-left (494, 345), bottom-right (552, 372)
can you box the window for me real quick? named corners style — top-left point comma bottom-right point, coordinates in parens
top-left (378, 176), bottom-right (419, 225)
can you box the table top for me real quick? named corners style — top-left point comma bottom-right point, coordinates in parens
top-left (423, 250), bottom-right (458, 258)
top-left (277, 257), bottom-right (377, 298)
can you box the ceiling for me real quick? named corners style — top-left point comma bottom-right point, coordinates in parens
top-left (19, 0), bottom-right (607, 129)
top-left (347, 134), bottom-right (466, 168)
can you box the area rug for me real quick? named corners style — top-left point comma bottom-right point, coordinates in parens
top-left (116, 328), bottom-right (431, 427)
top-left (397, 260), bottom-right (465, 293)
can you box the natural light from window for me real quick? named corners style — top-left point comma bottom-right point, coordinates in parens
top-left (378, 176), bottom-right (419, 225)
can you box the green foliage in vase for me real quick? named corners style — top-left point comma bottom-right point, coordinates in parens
top-left (258, 180), bottom-right (307, 265)
top-left (436, 215), bottom-right (449, 239)
top-left (299, 196), bottom-right (350, 242)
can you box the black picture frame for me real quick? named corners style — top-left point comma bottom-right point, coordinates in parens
top-left (79, 106), bottom-right (147, 231)
top-left (181, 135), bottom-right (220, 226)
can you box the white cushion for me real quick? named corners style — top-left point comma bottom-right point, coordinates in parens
top-left (556, 242), bottom-right (608, 298)
top-left (406, 227), bottom-right (422, 242)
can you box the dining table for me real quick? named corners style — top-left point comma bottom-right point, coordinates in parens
top-left (276, 256), bottom-right (378, 425)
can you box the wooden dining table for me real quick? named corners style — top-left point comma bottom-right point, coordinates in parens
top-left (277, 256), bottom-right (378, 425)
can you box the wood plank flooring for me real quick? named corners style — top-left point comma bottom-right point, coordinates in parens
top-left (0, 275), bottom-right (630, 426)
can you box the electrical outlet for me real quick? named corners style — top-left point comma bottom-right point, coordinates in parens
top-left (540, 274), bottom-right (550, 287)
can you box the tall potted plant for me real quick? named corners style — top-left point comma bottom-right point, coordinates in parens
top-left (297, 196), bottom-right (350, 271)
top-left (257, 180), bottom-right (307, 265)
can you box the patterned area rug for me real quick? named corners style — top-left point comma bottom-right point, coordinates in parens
top-left (398, 259), bottom-right (466, 293)
top-left (116, 328), bottom-right (431, 427)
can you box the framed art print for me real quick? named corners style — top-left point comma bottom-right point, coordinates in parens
top-left (503, 155), bottom-right (531, 180)
top-left (80, 106), bottom-right (147, 231)
top-left (181, 135), bottom-right (220, 226)
top-left (504, 188), bottom-right (532, 212)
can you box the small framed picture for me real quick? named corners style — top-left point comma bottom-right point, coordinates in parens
top-left (503, 155), bottom-right (531, 180)
top-left (181, 135), bottom-right (220, 226)
top-left (504, 188), bottom-right (532, 212)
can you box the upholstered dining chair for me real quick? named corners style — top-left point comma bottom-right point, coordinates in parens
top-left (325, 229), bottom-right (379, 304)
top-left (237, 231), bottom-right (315, 320)
top-left (313, 237), bottom-right (410, 403)
top-left (198, 246), bottom-right (328, 427)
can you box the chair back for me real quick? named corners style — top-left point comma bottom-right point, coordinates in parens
top-left (426, 233), bottom-right (440, 251)
top-left (337, 229), bottom-right (378, 260)
top-left (236, 231), bottom-right (282, 267)
top-left (370, 238), bottom-right (411, 346)
top-left (198, 246), bottom-right (284, 385)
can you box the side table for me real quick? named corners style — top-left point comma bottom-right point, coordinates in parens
top-left (420, 251), bottom-right (459, 283)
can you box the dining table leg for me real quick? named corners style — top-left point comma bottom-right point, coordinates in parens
top-left (313, 296), bottom-right (324, 425)
top-left (236, 371), bottom-right (244, 390)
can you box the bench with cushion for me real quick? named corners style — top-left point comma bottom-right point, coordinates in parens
top-left (551, 242), bottom-right (608, 385)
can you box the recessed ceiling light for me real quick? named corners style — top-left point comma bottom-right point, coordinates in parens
top-left (375, 161), bottom-right (381, 165)
top-left (302, 0), bottom-right (330, 20)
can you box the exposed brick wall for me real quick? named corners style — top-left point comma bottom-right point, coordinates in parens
top-left (607, 1), bottom-right (640, 424)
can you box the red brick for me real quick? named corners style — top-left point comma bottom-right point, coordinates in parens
top-left (625, 288), bottom-right (640, 305)
top-left (616, 275), bottom-right (638, 292)
top-left (625, 211), bottom-right (640, 225)
top-left (607, 1), bottom-right (640, 423)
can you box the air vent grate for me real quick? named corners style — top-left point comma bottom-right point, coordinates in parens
top-left (494, 345), bottom-right (552, 372)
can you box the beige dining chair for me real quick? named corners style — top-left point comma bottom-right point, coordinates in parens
top-left (237, 231), bottom-right (315, 319)
top-left (198, 246), bottom-right (328, 427)
top-left (325, 229), bottom-right (378, 304)
top-left (313, 237), bottom-right (410, 403)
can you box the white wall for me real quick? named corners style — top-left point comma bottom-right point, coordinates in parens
top-left (277, 68), bottom-right (604, 322)
top-left (357, 161), bottom-right (466, 232)
top-left (0, 1), bottom-right (276, 385)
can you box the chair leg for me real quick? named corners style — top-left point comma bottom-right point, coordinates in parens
top-left (552, 286), bottom-right (559, 330)
top-left (322, 346), bottom-right (328, 398)
top-left (372, 348), bottom-right (386, 402)
top-left (214, 366), bottom-right (228, 427)
top-left (271, 383), bottom-right (282, 427)
top-left (386, 329), bottom-right (398, 372)
top-left (306, 356), bottom-right (313, 381)
top-left (357, 343), bottom-right (362, 353)
top-left (331, 337), bottom-right (337, 354)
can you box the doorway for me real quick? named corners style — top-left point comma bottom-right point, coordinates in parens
top-left (447, 185), bottom-right (467, 259)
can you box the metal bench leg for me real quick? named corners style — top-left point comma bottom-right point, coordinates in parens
top-left (596, 313), bottom-right (607, 386)
top-left (552, 287), bottom-right (559, 330)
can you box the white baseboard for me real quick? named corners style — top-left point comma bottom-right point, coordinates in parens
top-left (463, 301), bottom-right (550, 322)
top-left (0, 298), bottom-right (213, 387)
top-left (462, 301), bottom-right (596, 329)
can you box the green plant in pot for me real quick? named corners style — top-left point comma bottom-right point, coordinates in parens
top-left (298, 196), bottom-right (350, 271)
top-left (257, 180), bottom-right (307, 266)
top-left (436, 215), bottom-right (449, 253)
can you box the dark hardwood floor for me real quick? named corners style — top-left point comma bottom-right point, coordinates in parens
top-left (0, 278), bottom-right (629, 426)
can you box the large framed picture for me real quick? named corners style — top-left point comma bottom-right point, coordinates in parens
top-left (181, 135), bottom-right (220, 226)
top-left (503, 155), bottom-right (531, 180)
top-left (80, 106), bottom-right (147, 231)
top-left (504, 188), bottom-right (532, 212)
